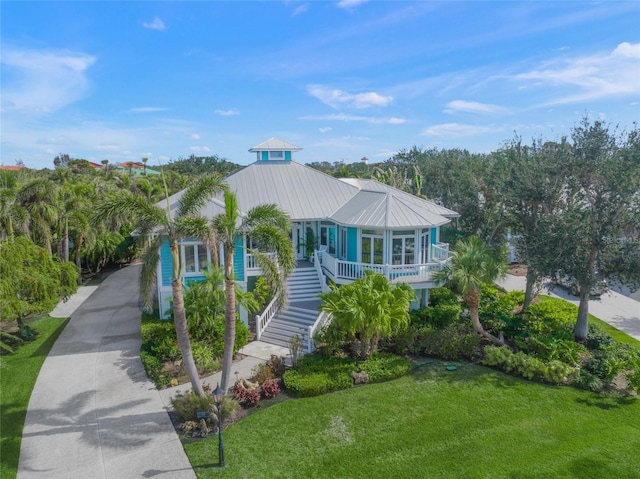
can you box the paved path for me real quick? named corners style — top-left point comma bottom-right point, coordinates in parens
top-left (497, 275), bottom-right (640, 341)
top-left (18, 265), bottom-right (196, 479)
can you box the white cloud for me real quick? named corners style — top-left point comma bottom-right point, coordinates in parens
top-left (190, 134), bottom-right (201, 140)
top-left (300, 113), bottom-right (406, 124)
top-left (190, 146), bottom-right (211, 153)
top-left (291, 4), bottom-right (310, 16)
top-left (129, 107), bottom-right (168, 113)
top-left (143, 17), bottom-right (166, 31)
top-left (421, 123), bottom-right (504, 138)
top-left (1, 47), bottom-right (95, 114)
top-left (444, 100), bottom-right (510, 115)
top-left (307, 85), bottom-right (392, 109)
top-left (215, 109), bottom-right (240, 116)
top-left (319, 127), bottom-right (332, 133)
top-left (337, 0), bottom-right (368, 10)
top-left (514, 42), bottom-right (640, 106)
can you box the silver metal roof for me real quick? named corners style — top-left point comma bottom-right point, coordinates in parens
top-left (249, 137), bottom-right (302, 152)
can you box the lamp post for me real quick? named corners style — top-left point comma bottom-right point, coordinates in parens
top-left (212, 383), bottom-right (225, 467)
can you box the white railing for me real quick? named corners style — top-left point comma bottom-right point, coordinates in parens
top-left (313, 249), bottom-right (330, 293)
top-left (246, 252), bottom-right (277, 271)
top-left (255, 293), bottom-right (280, 341)
top-left (431, 242), bottom-right (450, 262)
top-left (319, 255), bottom-right (447, 284)
top-left (307, 311), bottom-right (332, 354)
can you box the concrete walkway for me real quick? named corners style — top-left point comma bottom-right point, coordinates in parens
top-left (496, 275), bottom-right (640, 341)
top-left (18, 265), bottom-right (196, 479)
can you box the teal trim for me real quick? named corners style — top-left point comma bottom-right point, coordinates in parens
top-left (233, 235), bottom-right (245, 281)
top-left (431, 228), bottom-right (437, 244)
top-left (347, 227), bottom-right (358, 262)
top-left (160, 238), bottom-right (172, 287)
top-left (261, 151), bottom-right (268, 161)
top-left (285, 151), bottom-right (291, 161)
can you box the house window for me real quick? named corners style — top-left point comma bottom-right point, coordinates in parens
top-left (320, 222), bottom-right (336, 255)
top-left (420, 229), bottom-right (430, 264)
top-left (361, 229), bottom-right (384, 264)
top-left (270, 151), bottom-right (284, 159)
top-left (392, 230), bottom-right (416, 265)
top-left (182, 243), bottom-right (210, 274)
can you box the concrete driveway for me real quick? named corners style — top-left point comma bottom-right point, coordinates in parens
top-left (17, 265), bottom-right (196, 479)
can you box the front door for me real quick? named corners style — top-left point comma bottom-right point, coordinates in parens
top-left (291, 222), bottom-right (305, 260)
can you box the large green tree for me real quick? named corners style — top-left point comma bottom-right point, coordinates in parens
top-left (498, 137), bottom-right (569, 308)
top-left (319, 271), bottom-right (415, 359)
top-left (541, 119), bottom-right (640, 342)
top-left (433, 236), bottom-right (507, 344)
top-left (94, 174), bottom-right (227, 396)
top-left (211, 191), bottom-right (296, 391)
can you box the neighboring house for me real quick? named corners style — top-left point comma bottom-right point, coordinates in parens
top-left (155, 138), bottom-right (459, 349)
top-left (114, 161), bottom-right (160, 176)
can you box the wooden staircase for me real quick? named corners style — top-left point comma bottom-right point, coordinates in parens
top-left (259, 263), bottom-right (323, 348)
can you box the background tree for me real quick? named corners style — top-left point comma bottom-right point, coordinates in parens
top-left (541, 119), bottom-right (640, 342)
top-left (94, 174), bottom-right (227, 396)
top-left (318, 271), bottom-right (414, 359)
top-left (498, 137), bottom-right (568, 308)
top-left (212, 191), bottom-right (296, 391)
top-left (433, 236), bottom-right (507, 344)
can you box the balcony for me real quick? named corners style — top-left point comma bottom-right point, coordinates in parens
top-left (316, 242), bottom-right (451, 286)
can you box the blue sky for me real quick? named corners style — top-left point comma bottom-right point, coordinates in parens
top-left (2, 1), bottom-right (639, 169)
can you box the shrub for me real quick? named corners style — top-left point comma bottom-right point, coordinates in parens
top-left (523, 299), bottom-right (577, 336)
top-left (482, 345), bottom-right (513, 368)
top-left (243, 388), bottom-right (261, 408)
top-left (252, 362), bottom-right (274, 384)
top-left (428, 287), bottom-right (458, 306)
top-left (260, 379), bottom-right (281, 399)
top-left (479, 289), bottom-right (522, 333)
top-left (140, 350), bottom-right (171, 388)
top-left (574, 369), bottom-right (603, 392)
top-left (171, 390), bottom-right (216, 423)
top-left (192, 342), bottom-right (218, 372)
top-left (359, 353), bottom-right (412, 383)
top-left (427, 303), bottom-right (462, 329)
top-left (417, 325), bottom-right (480, 361)
top-left (586, 325), bottom-right (615, 351)
top-left (266, 354), bottom-right (286, 377)
top-left (544, 360), bottom-right (573, 384)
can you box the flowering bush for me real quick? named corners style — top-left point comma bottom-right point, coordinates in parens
top-left (260, 379), bottom-right (281, 399)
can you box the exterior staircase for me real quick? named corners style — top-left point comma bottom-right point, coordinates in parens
top-left (259, 263), bottom-right (323, 349)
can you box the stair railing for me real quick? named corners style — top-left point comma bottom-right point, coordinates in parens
top-left (256, 293), bottom-right (280, 341)
top-left (307, 310), bottom-right (332, 354)
top-left (313, 250), bottom-right (330, 294)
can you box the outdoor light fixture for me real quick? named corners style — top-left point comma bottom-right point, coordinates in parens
top-left (212, 383), bottom-right (226, 467)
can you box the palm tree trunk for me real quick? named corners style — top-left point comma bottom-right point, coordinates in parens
top-left (75, 236), bottom-right (84, 284)
top-left (63, 217), bottom-right (69, 262)
top-left (220, 245), bottom-right (237, 392)
top-left (171, 242), bottom-right (205, 396)
top-left (467, 290), bottom-right (503, 345)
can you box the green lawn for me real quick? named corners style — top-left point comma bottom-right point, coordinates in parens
top-left (184, 359), bottom-right (640, 479)
top-left (0, 315), bottom-right (69, 479)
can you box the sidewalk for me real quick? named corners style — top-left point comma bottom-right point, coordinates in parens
top-left (496, 274), bottom-right (640, 341)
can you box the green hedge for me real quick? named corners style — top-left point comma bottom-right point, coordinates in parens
top-left (283, 353), bottom-right (412, 397)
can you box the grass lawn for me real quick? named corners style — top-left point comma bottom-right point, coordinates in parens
top-left (0, 315), bottom-right (69, 479)
top-left (184, 359), bottom-right (640, 479)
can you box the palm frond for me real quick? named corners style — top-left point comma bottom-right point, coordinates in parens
top-left (92, 192), bottom-right (168, 231)
top-left (174, 216), bottom-right (210, 239)
top-left (176, 174), bottom-right (227, 219)
top-left (250, 248), bottom-right (289, 309)
top-left (249, 224), bottom-right (296, 277)
top-left (243, 203), bottom-right (291, 232)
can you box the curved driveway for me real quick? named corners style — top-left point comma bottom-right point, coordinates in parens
top-left (18, 265), bottom-right (196, 479)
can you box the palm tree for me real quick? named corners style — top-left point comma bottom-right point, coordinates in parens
top-left (212, 191), bottom-right (296, 391)
top-left (433, 236), bottom-right (507, 344)
top-left (17, 178), bottom-right (59, 254)
top-left (319, 271), bottom-right (415, 359)
top-left (94, 174), bottom-right (227, 396)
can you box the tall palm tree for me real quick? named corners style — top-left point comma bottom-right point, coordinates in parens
top-left (212, 191), bottom-right (296, 391)
top-left (433, 236), bottom-right (507, 344)
top-left (94, 174), bottom-right (227, 397)
top-left (17, 178), bottom-right (59, 254)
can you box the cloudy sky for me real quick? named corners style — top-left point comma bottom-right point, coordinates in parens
top-left (1, 1), bottom-right (639, 169)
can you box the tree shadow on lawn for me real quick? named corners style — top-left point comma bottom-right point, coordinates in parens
top-left (26, 318), bottom-right (70, 358)
top-left (574, 394), bottom-right (637, 410)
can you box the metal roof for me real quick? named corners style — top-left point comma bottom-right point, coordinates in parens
top-left (328, 189), bottom-right (452, 228)
top-left (159, 143), bottom-right (459, 229)
top-left (249, 137), bottom-right (302, 152)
